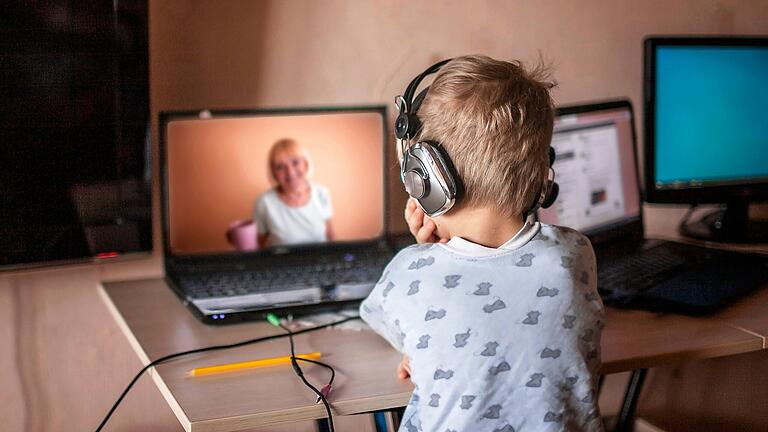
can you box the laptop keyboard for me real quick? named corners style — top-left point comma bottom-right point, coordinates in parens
top-left (597, 241), bottom-right (768, 312)
top-left (598, 242), bottom-right (689, 297)
top-left (177, 254), bottom-right (390, 300)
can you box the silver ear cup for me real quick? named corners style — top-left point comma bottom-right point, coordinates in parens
top-left (404, 171), bottom-right (428, 198)
top-left (403, 143), bottom-right (457, 217)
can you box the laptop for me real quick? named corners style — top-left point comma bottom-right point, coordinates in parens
top-left (538, 99), bottom-right (768, 314)
top-left (159, 106), bottom-right (394, 324)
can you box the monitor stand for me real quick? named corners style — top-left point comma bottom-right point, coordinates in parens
top-left (680, 202), bottom-right (768, 244)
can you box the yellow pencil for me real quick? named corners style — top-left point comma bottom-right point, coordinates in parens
top-left (190, 352), bottom-right (322, 376)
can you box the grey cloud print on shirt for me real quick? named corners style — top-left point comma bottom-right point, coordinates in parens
top-left (460, 395), bottom-right (476, 409)
top-left (482, 404), bottom-right (502, 419)
top-left (404, 416), bottom-right (419, 432)
top-left (473, 282), bottom-right (492, 296)
top-left (522, 311), bottom-right (540, 325)
top-left (588, 349), bottom-right (598, 360)
top-left (408, 256), bottom-right (435, 270)
top-left (482, 299), bottom-right (506, 313)
top-left (562, 315), bottom-right (576, 329)
top-left (541, 348), bottom-right (562, 359)
top-left (382, 281), bottom-right (395, 297)
top-left (444, 275), bottom-right (461, 288)
top-left (559, 376), bottom-right (578, 393)
top-left (393, 320), bottom-right (406, 340)
top-left (489, 360), bottom-right (511, 375)
top-left (580, 271), bottom-right (589, 285)
top-left (561, 256), bottom-right (574, 268)
top-left (544, 411), bottom-right (563, 423)
top-left (526, 373), bottom-right (544, 387)
top-left (480, 341), bottom-right (498, 356)
top-left (425, 308), bottom-right (447, 321)
top-left (434, 368), bottom-right (454, 380)
top-left (581, 329), bottom-right (595, 342)
top-left (515, 253), bottom-right (535, 267)
top-left (454, 329), bottom-right (471, 347)
top-left (376, 270), bottom-right (389, 285)
top-left (537, 286), bottom-right (559, 298)
top-left (416, 334), bottom-right (430, 349)
top-left (408, 280), bottom-right (420, 295)
top-left (494, 425), bottom-right (516, 432)
top-left (429, 393), bottom-right (440, 407)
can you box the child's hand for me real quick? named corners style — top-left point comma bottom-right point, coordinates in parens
top-left (397, 355), bottom-right (412, 380)
top-left (404, 198), bottom-right (448, 244)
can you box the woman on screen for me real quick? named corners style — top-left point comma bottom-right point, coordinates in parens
top-left (254, 138), bottom-right (334, 247)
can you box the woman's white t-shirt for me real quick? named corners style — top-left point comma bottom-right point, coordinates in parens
top-left (253, 183), bottom-right (333, 247)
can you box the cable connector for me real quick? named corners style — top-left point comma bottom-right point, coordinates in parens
top-left (266, 313), bottom-right (281, 327)
top-left (315, 383), bottom-right (332, 404)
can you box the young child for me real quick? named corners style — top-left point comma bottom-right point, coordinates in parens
top-left (360, 55), bottom-right (604, 432)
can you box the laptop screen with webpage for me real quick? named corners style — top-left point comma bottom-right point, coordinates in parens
top-left (538, 102), bottom-right (641, 235)
top-left (162, 107), bottom-right (386, 257)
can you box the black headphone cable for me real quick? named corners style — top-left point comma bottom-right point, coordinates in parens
top-left (95, 314), bottom-right (359, 432)
top-left (268, 313), bottom-right (337, 432)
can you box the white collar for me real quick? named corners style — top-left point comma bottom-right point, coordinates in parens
top-left (438, 216), bottom-right (540, 257)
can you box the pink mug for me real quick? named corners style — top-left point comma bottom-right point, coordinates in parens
top-left (226, 219), bottom-right (258, 251)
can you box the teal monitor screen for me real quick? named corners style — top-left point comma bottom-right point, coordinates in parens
top-left (654, 45), bottom-right (768, 189)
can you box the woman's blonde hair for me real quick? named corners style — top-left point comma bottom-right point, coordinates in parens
top-left (267, 138), bottom-right (314, 184)
top-left (415, 55), bottom-right (556, 218)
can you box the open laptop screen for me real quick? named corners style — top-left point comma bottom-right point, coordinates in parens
top-left (538, 102), bottom-right (640, 234)
top-left (162, 107), bottom-right (386, 256)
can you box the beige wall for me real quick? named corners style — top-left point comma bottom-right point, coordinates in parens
top-left (3, 1), bottom-right (768, 431)
top-left (149, 0), bottom-right (768, 249)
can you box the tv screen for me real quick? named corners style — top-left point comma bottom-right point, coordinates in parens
top-left (0, 1), bottom-right (151, 268)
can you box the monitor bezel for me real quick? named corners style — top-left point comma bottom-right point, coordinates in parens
top-left (643, 35), bottom-right (768, 204)
top-left (158, 105), bottom-right (389, 266)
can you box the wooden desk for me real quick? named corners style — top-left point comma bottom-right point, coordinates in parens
top-left (713, 287), bottom-right (768, 348)
top-left (101, 279), bottom-right (411, 432)
top-left (100, 277), bottom-right (766, 432)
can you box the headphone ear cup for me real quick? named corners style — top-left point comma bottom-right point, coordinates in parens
top-left (541, 181), bottom-right (559, 209)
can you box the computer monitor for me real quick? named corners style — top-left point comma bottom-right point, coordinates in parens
top-left (538, 100), bottom-right (642, 245)
top-left (644, 36), bottom-right (768, 243)
top-left (160, 106), bottom-right (387, 258)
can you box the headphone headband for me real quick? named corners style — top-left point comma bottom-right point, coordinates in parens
top-left (401, 59), bottom-right (452, 113)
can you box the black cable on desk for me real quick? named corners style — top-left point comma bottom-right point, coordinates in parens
top-left (95, 315), bottom-right (359, 432)
top-left (275, 320), bottom-right (337, 432)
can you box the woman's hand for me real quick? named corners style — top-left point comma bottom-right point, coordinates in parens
top-left (397, 355), bottom-right (411, 380)
top-left (405, 198), bottom-right (448, 244)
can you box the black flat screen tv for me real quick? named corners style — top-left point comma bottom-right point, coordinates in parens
top-left (0, 1), bottom-right (151, 268)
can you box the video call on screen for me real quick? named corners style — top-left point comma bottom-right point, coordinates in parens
top-left (165, 111), bottom-right (385, 256)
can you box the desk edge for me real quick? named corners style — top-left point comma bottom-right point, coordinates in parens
top-left (98, 284), bottom-right (193, 432)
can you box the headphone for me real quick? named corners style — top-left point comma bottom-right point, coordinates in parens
top-left (394, 59), bottom-right (559, 218)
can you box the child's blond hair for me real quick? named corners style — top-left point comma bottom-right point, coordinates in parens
top-left (415, 55), bottom-right (556, 218)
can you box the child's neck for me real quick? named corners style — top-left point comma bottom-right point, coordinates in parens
top-left (436, 206), bottom-right (525, 249)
